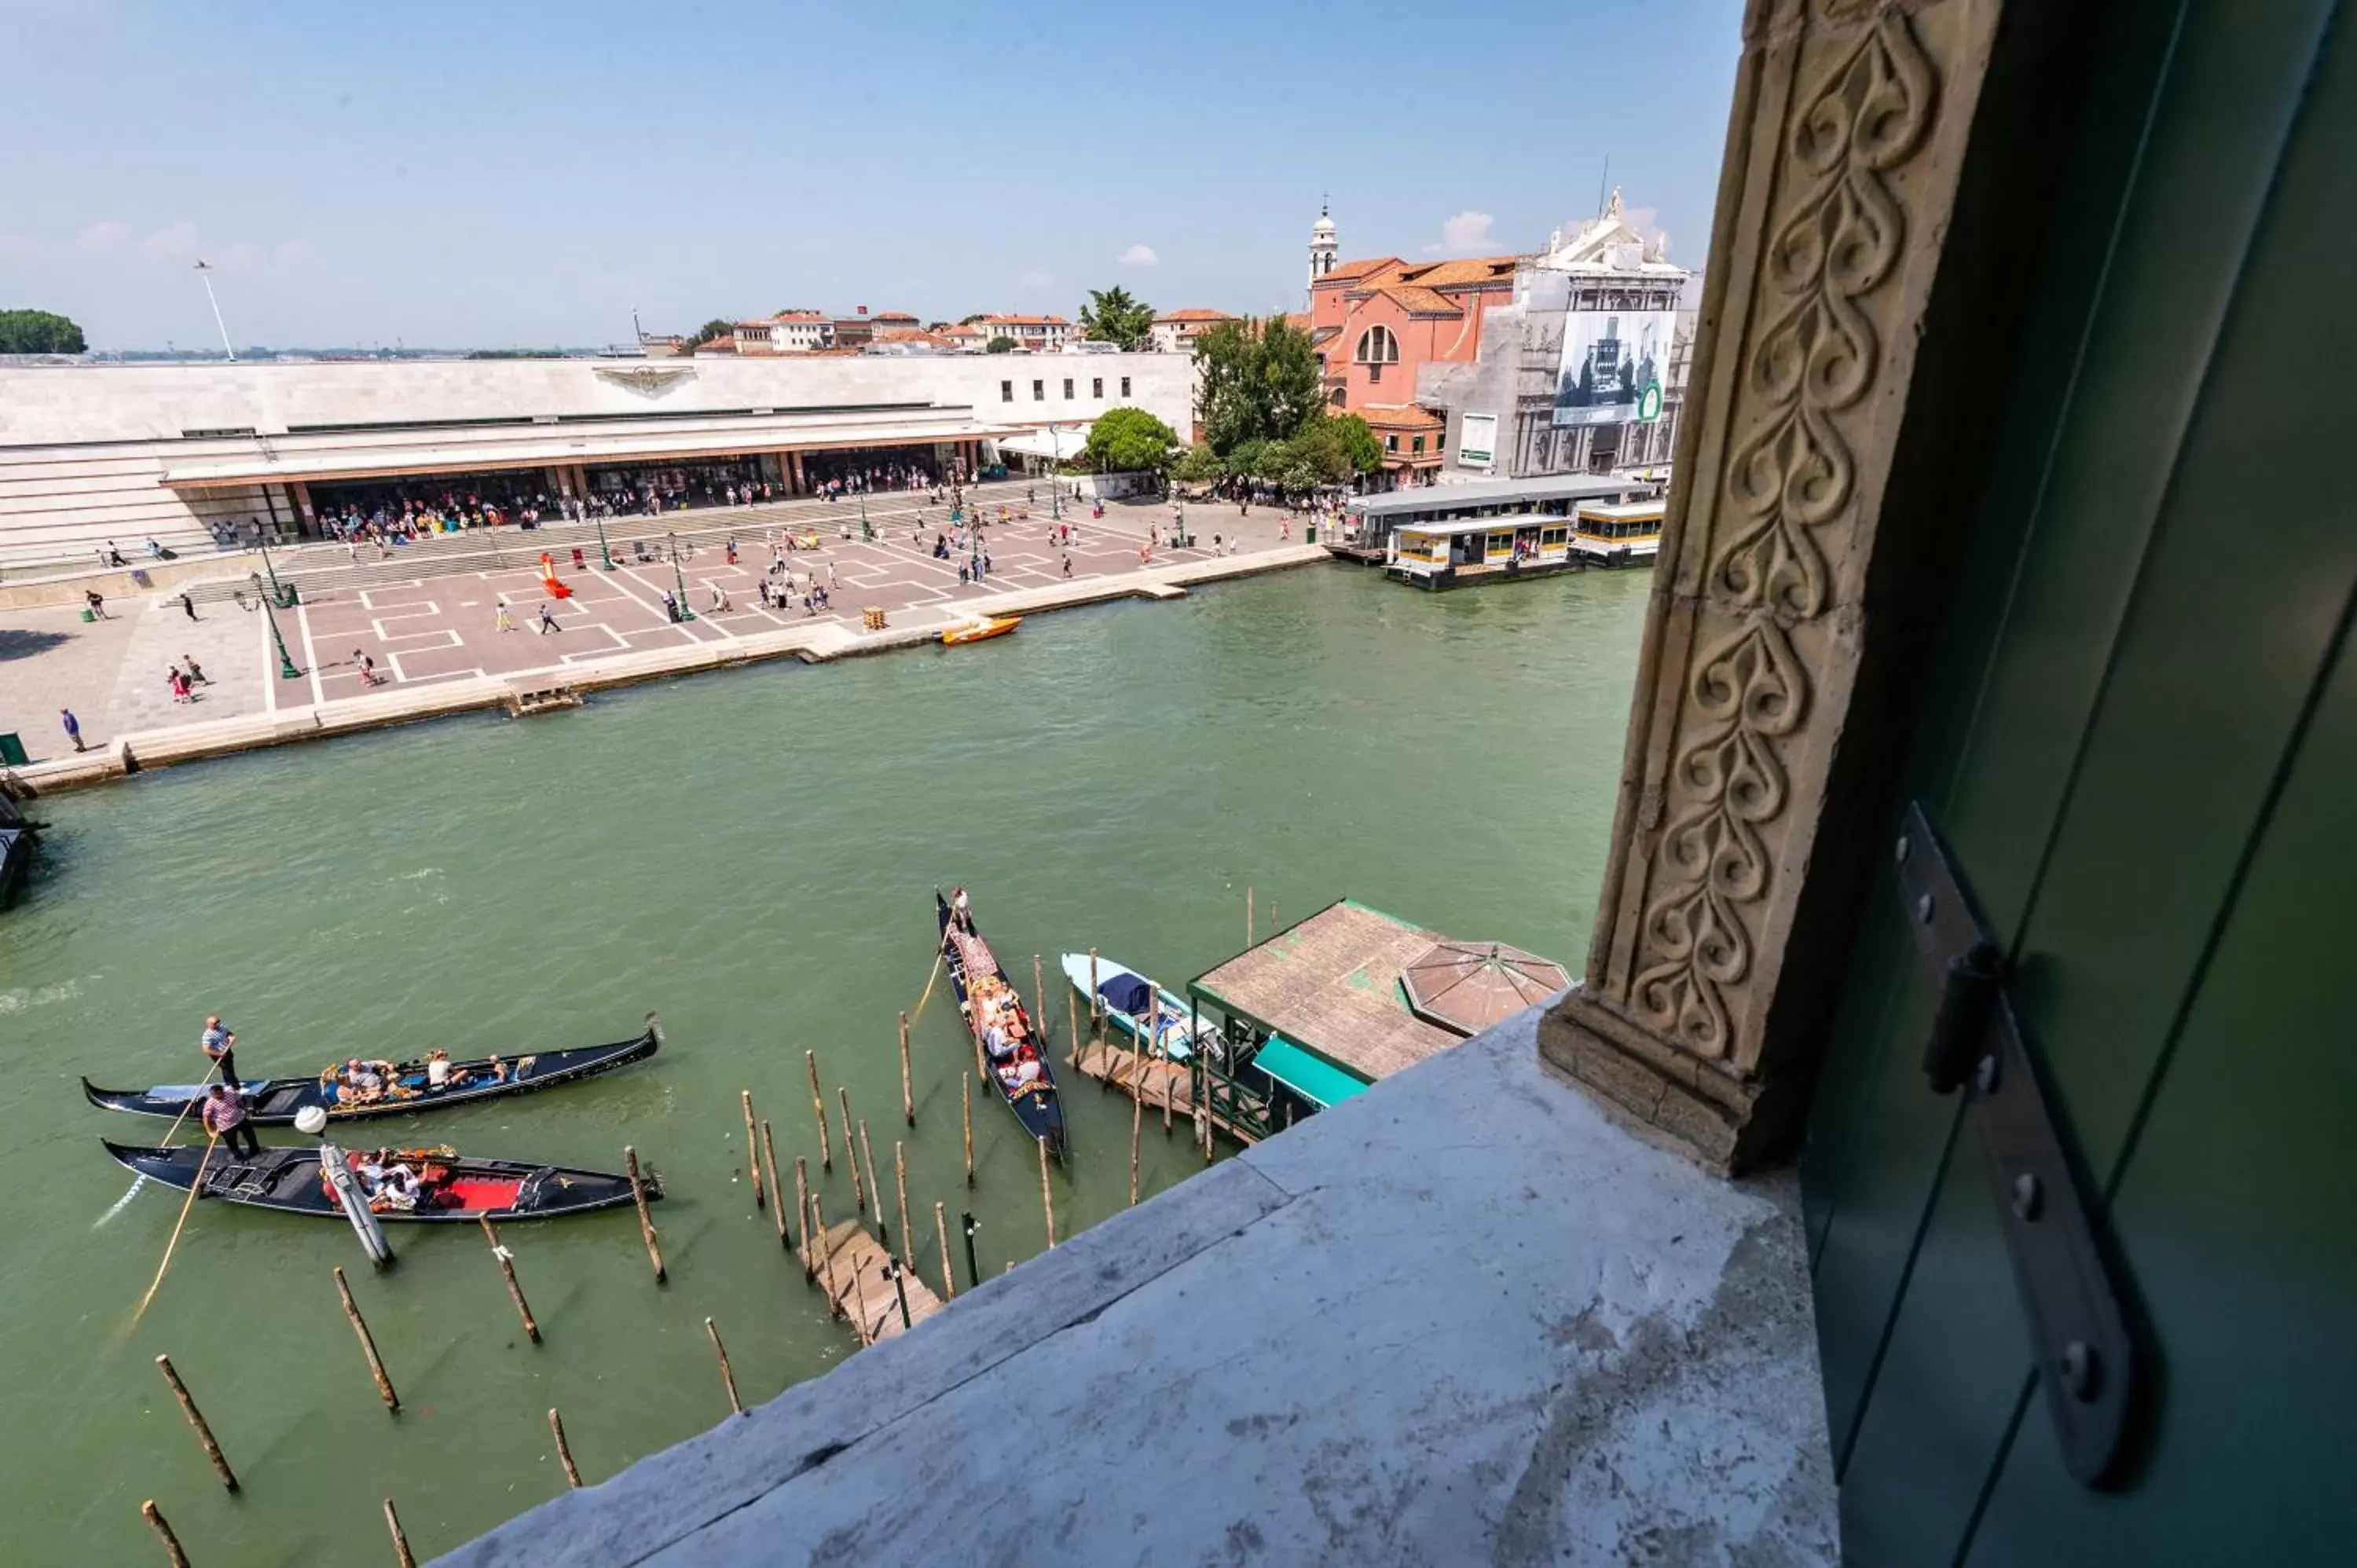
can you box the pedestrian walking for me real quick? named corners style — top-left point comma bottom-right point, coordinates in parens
top-left (60, 707), bottom-right (87, 753)
top-left (827, 562), bottom-right (838, 590)
top-left (201, 1083), bottom-right (262, 1160)
top-left (726, 537), bottom-right (739, 566)
top-left (201, 1016), bottom-right (240, 1087)
top-left (84, 588), bottom-right (107, 619)
top-left (183, 655), bottom-right (209, 685)
top-left (495, 599), bottom-right (515, 632)
top-left (538, 604), bottom-right (561, 634)
top-left (354, 650), bottom-right (381, 686)
top-left (180, 592), bottom-right (199, 621)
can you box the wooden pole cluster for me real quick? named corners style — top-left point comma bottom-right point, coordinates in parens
top-left (154, 1354), bottom-right (236, 1491)
top-left (899, 1011), bottom-right (915, 1127)
top-left (840, 1089), bottom-right (866, 1213)
top-left (761, 1120), bottom-right (792, 1249)
top-left (141, 1500), bottom-right (190, 1567)
top-left (741, 1090), bottom-right (764, 1208)
top-left (1037, 1137), bottom-right (1058, 1249)
top-left (706, 1317), bottom-right (744, 1417)
top-left (549, 1407), bottom-right (583, 1489)
top-left (625, 1146), bottom-right (665, 1284)
top-left (384, 1497), bottom-right (416, 1568)
top-left (962, 1075), bottom-right (974, 1187)
top-left (332, 1266), bottom-right (400, 1413)
top-left (934, 1200), bottom-right (956, 1302)
top-left (478, 1215), bottom-right (541, 1343)
top-left (806, 1050), bottom-right (832, 1171)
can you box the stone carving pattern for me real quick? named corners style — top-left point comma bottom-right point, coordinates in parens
top-left (1631, 14), bottom-right (1935, 1061)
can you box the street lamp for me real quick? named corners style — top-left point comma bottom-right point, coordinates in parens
top-left (881, 1258), bottom-right (914, 1331)
top-left (594, 512), bottom-right (616, 571)
top-left (256, 528), bottom-right (294, 606)
top-left (1048, 423), bottom-right (1062, 522)
top-left (961, 1211), bottom-right (981, 1291)
top-left (668, 531), bottom-right (698, 621)
top-left (253, 573), bottom-right (302, 680)
top-left (194, 259), bottom-right (236, 362)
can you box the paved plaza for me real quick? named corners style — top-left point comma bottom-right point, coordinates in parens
top-left (0, 486), bottom-right (1314, 766)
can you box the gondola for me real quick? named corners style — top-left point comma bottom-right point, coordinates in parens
top-left (82, 1018), bottom-right (661, 1127)
top-left (937, 890), bottom-right (1066, 1156)
top-left (99, 1140), bottom-right (654, 1222)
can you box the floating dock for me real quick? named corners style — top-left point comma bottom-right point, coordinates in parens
top-left (1069, 1035), bottom-right (1263, 1147)
top-left (815, 1218), bottom-right (943, 1344)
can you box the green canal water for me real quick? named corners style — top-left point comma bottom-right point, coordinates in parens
top-left (0, 563), bottom-right (1648, 1565)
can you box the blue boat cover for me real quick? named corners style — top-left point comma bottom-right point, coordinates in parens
top-left (1099, 973), bottom-right (1154, 1017)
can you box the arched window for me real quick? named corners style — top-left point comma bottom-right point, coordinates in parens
top-left (1354, 325), bottom-right (1400, 365)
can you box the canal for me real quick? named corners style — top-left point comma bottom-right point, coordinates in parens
top-left (0, 563), bottom-right (1649, 1565)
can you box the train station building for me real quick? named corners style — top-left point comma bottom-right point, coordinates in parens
top-left (0, 350), bottom-right (1190, 570)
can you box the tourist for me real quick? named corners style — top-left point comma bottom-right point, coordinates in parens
top-left (710, 585), bottom-right (731, 613)
top-left (200, 1083), bottom-right (262, 1160)
top-left (354, 650), bottom-right (381, 687)
top-left (426, 1050), bottom-right (453, 1090)
top-left (201, 1016), bottom-right (240, 1087)
top-left (60, 707), bottom-right (86, 753)
top-left (85, 588), bottom-right (107, 619)
top-left (183, 655), bottom-right (209, 685)
top-left (102, 540), bottom-right (128, 567)
top-left (662, 591), bottom-right (680, 624)
top-left (539, 603), bottom-right (562, 634)
top-left (167, 666), bottom-right (189, 704)
top-left (495, 599), bottom-right (515, 633)
top-left (1062, 553), bottom-right (1073, 578)
top-left (145, 538), bottom-right (165, 560)
top-left (725, 537), bottom-right (739, 565)
top-left (1211, 534), bottom-right (1222, 555)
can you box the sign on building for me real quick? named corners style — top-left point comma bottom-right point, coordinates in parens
top-left (1459, 412), bottom-right (1497, 467)
top-left (1552, 308), bottom-right (1676, 428)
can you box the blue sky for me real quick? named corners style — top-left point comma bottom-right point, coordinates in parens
top-left (0, 0), bottom-right (1744, 349)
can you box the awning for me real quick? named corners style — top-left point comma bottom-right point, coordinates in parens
top-left (1250, 1036), bottom-right (1369, 1111)
top-left (994, 423), bottom-right (1091, 462)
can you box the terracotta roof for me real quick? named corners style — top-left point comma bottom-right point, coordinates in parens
top-left (872, 312), bottom-right (920, 323)
top-left (981, 313), bottom-right (1069, 325)
top-left (1394, 255), bottom-right (1523, 288)
top-left (1374, 285), bottom-right (1464, 317)
top-left (693, 335), bottom-right (739, 353)
top-left (874, 328), bottom-right (956, 346)
top-left (744, 312), bottom-right (828, 324)
top-left (1154, 308), bottom-right (1233, 323)
top-left (1279, 312), bottom-right (1312, 333)
top-left (1318, 257), bottom-right (1402, 285)
top-left (1356, 405), bottom-right (1446, 432)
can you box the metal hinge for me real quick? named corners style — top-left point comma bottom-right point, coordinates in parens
top-left (1893, 801), bottom-right (2138, 1489)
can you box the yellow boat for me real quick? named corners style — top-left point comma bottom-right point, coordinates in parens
top-left (940, 615), bottom-right (1021, 646)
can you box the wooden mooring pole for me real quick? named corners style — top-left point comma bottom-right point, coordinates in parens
top-left (706, 1317), bottom-right (744, 1417)
top-left (962, 1075), bottom-right (974, 1188)
top-left (1037, 1137), bottom-right (1058, 1249)
top-left (1129, 1087), bottom-right (1142, 1207)
top-left (477, 1215), bottom-right (541, 1344)
top-left (1163, 1047), bottom-right (1175, 1134)
top-left (741, 1090), bottom-right (764, 1209)
top-left (548, 1407), bottom-right (583, 1489)
top-left (761, 1120), bottom-right (792, 1250)
top-left (934, 1200), bottom-right (957, 1302)
top-left (839, 1089), bottom-right (866, 1212)
top-left (794, 1156), bottom-right (814, 1278)
top-left (894, 1141), bottom-right (914, 1270)
top-left (141, 1500), bottom-right (190, 1568)
top-left (858, 1119), bottom-right (886, 1246)
top-left (1246, 883), bottom-right (1254, 948)
top-left (898, 1010), bottom-right (915, 1128)
top-left (1032, 954), bottom-right (1047, 1046)
top-left (1067, 984), bottom-right (1081, 1070)
top-left (384, 1497), bottom-right (417, 1568)
top-left (154, 1354), bottom-right (236, 1490)
top-left (332, 1266), bottom-right (400, 1413)
top-left (624, 1146), bottom-right (665, 1284)
top-left (805, 1050), bottom-right (832, 1171)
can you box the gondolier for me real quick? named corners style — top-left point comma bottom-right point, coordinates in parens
top-left (200, 1016), bottom-right (238, 1087)
top-left (200, 1083), bottom-right (261, 1160)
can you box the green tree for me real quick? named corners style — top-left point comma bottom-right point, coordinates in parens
top-left (1255, 317), bottom-right (1325, 442)
top-left (686, 317), bottom-right (734, 350)
top-left (985, 336), bottom-right (1018, 354)
top-left (1168, 444), bottom-right (1227, 485)
top-left (959, 313), bottom-right (988, 325)
top-left (1191, 316), bottom-right (1329, 456)
top-left (0, 309), bottom-right (86, 354)
top-left (1332, 413), bottom-right (1384, 474)
top-left (1080, 405), bottom-right (1179, 473)
top-left (1078, 286), bottom-right (1156, 351)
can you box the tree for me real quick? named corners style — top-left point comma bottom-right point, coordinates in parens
top-left (1079, 287), bottom-right (1156, 351)
top-left (686, 317), bottom-right (734, 350)
top-left (0, 309), bottom-right (86, 354)
top-left (959, 313), bottom-right (988, 326)
top-left (1191, 316), bottom-right (1329, 456)
top-left (1332, 413), bottom-right (1384, 474)
top-left (1255, 317), bottom-right (1325, 442)
top-left (985, 336), bottom-right (1018, 354)
top-left (1169, 444), bottom-right (1226, 485)
top-left (1080, 405), bottom-right (1179, 474)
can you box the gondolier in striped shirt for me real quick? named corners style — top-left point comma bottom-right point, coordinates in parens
top-left (200, 1016), bottom-right (239, 1089)
top-left (201, 1083), bottom-right (262, 1160)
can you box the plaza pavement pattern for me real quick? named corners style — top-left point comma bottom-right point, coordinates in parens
top-left (0, 494), bottom-right (1318, 771)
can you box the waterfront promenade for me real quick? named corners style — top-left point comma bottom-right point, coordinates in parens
top-left (0, 483), bottom-right (1324, 792)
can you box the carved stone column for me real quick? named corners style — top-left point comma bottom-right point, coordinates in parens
top-left (1540, 0), bottom-right (2080, 1172)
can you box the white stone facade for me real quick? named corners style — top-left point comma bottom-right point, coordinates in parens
top-left (0, 353), bottom-right (1192, 566)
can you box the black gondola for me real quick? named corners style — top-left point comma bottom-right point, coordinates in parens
top-left (99, 1140), bottom-right (655, 1222)
top-left (936, 889), bottom-right (1066, 1156)
top-left (81, 1017), bottom-right (661, 1127)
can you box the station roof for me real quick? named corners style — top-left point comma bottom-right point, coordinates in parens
top-left (1397, 516), bottom-right (1557, 537)
top-left (1348, 472), bottom-right (1651, 519)
top-left (1189, 899), bottom-right (1461, 1084)
top-left (1575, 500), bottom-right (1666, 521)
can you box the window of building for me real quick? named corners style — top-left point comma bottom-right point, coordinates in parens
top-left (1032, 380), bottom-right (1045, 401)
top-left (1354, 324), bottom-right (1400, 365)
top-left (1412, 435), bottom-right (1426, 454)
top-left (1120, 376), bottom-right (1131, 397)
top-left (1001, 381), bottom-right (1014, 403)
top-left (1385, 434), bottom-right (1399, 452)
top-left (1092, 377), bottom-right (1103, 398)
top-left (1063, 378), bottom-right (1074, 400)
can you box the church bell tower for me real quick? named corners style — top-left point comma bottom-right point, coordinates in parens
top-left (1309, 200), bottom-right (1339, 298)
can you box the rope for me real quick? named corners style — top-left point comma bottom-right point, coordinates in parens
top-left (132, 1136), bottom-right (218, 1326)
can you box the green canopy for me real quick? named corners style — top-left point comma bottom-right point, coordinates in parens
top-left (1251, 1036), bottom-right (1369, 1111)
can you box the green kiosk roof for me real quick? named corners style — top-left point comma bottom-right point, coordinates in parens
top-left (1252, 1036), bottom-right (1369, 1111)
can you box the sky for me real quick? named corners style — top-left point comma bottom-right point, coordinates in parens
top-left (0, 0), bottom-right (1746, 350)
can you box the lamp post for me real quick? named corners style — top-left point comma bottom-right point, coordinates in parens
top-left (881, 1258), bottom-right (914, 1331)
top-left (256, 529), bottom-right (293, 606)
top-left (961, 1211), bottom-right (980, 1291)
top-left (1048, 423), bottom-right (1062, 522)
top-left (594, 512), bottom-right (616, 571)
top-left (194, 259), bottom-right (236, 362)
top-left (254, 574), bottom-right (302, 680)
top-left (668, 531), bottom-right (698, 621)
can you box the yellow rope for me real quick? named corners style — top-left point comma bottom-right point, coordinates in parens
top-left (132, 1136), bottom-right (218, 1326)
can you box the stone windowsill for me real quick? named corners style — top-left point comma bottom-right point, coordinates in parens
top-left (438, 1006), bottom-right (1836, 1566)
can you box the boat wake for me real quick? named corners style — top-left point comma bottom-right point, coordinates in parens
top-left (94, 1178), bottom-right (145, 1227)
